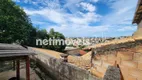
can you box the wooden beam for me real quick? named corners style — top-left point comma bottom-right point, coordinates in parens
top-left (16, 60), bottom-right (20, 80)
top-left (26, 56), bottom-right (30, 80)
top-left (0, 56), bottom-right (27, 61)
top-left (0, 51), bottom-right (35, 58)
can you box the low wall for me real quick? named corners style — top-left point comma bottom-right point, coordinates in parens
top-left (91, 39), bottom-right (142, 80)
top-left (32, 50), bottom-right (101, 80)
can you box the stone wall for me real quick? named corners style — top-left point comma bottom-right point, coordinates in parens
top-left (31, 50), bottom-right (101, 80)
top-left (95, 39), bottom-right (142, 53)
top-left (91, 39), bottom-right (142, 80)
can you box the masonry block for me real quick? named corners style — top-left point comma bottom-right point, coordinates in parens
top-left (107, 60), bottom-right (116, 65)
top-left (133, 52), bottom-right (142, 61)
top-left (102, 61), bottom-right (112, 69)
top-left (127, 75), bottom-right (137, 80)
top-left (121, 61), bottom-right (138, 70)
top-left (101, 55), bottom-right (108, 61)
top-left (93, 60), bottom-right (102, 66)
top-left (138, 62), bottom-right (142, 70)
top-left (129, 69), bottom-right (142, 80)
top-left (117, 52), bottom-right (133, 61)
top-left (89, 68), bottom-right (104, 78)
top-left (107, 54), bottom-right (116, 61)
top-left (96, 66), bottom-right (107, 75)
top-left (116, 57), bottom-right (121, 65)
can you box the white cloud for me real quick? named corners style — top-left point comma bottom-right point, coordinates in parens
top-left (80, 2), bottom-right (96, 12)
top-left (24, 7), bottom-right (101, 25)
top-left (116, 7), bottom-right (132, 15)
top-left (21, 0), bottom-right (138, 37)
top-left (23, 0), bottom-right (103, 37)
top-left (24, 8), bottom-right (67, 24)
top-left (117, 26), bottom-right (137, 32)
top-left (102, 0), bottom-right (138, 26)
top-left (47, 24), bottom-right (109, 37)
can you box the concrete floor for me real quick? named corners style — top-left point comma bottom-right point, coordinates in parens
top-left (0, 68), bottom-right (41, 80)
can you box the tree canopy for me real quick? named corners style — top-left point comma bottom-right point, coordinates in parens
top-left (0, 0), bottom-right (66, 52)
top-left (0, 0), bottom-right (33, 43)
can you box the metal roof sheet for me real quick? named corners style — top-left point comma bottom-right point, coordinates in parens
top-left (0, 43), bottom-right (35, 57)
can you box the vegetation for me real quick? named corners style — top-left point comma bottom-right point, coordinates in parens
top-left (78, 45), bottom-right (86, 49)
top-left (0, 0), bottom-right (66, 52)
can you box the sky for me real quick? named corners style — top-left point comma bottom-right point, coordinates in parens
top-left (13, 0), bottom-right (138, 37)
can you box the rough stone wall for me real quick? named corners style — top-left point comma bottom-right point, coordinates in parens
top-left (32, 50), bottom-right (101, 80)
top-left (91, 39), bottom-right (142, 80)
top-left (95, 39), bottom-right (142, 53)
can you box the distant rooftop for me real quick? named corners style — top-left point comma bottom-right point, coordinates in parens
top-left (65, 47), bottom-right (78, 51)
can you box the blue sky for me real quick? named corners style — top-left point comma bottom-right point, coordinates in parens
top-left (14, 0), bottom-right (138, 37)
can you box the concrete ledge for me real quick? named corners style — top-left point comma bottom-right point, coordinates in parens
top-left (103, 66), bottom-right (121, 80)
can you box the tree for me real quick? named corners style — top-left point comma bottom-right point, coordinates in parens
top-left (0, 0), bottom-right (66, 52)
top-left (48, 28), bottom-right (66, 52)
top-left (0, 0), bottom-right (33, 44)
top-left (37, 29), bottom-right (48, 39)
top-left (49, 28), bottom-right (55, 36)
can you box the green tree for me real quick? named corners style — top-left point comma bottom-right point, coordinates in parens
top-left (0, 0), bottom-right (33, 44)
top-left (48, 28), bottom-right (66, 52)
top-left (0, 0), bottom-right (66, 52)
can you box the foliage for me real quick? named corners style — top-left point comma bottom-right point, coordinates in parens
top-left (47, 28), bottom-right (66, 52)
top-left (78, 45), bottom-right (86, 49)
top-left (0, 0), bottom-right (66, 52)
top-left (0, 0), bottom-right (32, 43)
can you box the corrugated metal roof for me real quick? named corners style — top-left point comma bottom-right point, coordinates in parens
top-left (133, 0), bottom-right (142, 24)
top-left (0, 43), bottom-right (35, 57)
